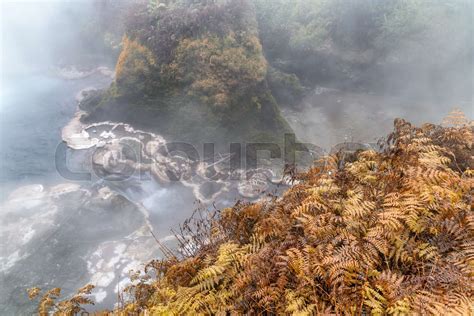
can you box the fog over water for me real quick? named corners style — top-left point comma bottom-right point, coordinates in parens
top-left (1, 0), bottom-right (99, 190)
top-left (0, 0), bottom-right (472, 314)
top-left (0, 2), bottom-right (201, 313)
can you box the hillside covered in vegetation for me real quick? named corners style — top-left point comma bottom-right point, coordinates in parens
top-left (80, 0), bottom-right (472, 143)
top-left (30, 116), bottom-right (473, 314)
top-left (3, 0), bottom-right (474, 313)
top-left (81, 0), bottom-right (292, 145)
top-left (256, 0), bottom-right (472, 101)
top-left (23, 0), bottom-right (473, 314)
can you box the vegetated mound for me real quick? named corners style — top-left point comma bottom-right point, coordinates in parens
top-left (30, 116), bottom-right (473, 315)
top-left (82, 0), bottom-right (291, 145)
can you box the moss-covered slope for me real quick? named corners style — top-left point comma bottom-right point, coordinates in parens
top-left (82, 0), bottom-right (292, 145)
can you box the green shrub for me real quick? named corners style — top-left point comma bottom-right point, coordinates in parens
top-left (164, 33), bottom-right (267, 107)
top-left (115, 35), bottom-right (158, 97)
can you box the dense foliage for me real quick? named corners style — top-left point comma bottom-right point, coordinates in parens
top-left (255, 0), bottom-right (473, 94)
top-left (83, 0), bottom-right (292, 144)
top-left (164, 33), bottom-right (266, 106)
top-left (31, 116), bottom-right (474, 315)
top-left (85, 0), bottom-right (472, 140)
top-left (116, 0), bottom-right (267, 107)
top-left (19, 1), bottom-right (474, 314)
top-left (115, 35), bottom-right (158, 97)
top-left (256, 0), bottom-right (472, 62)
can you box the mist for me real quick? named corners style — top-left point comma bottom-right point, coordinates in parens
top-left (2, 0), bottom-right (96, 76)
top-left (0, 0), bottom-right (472, 314)
top-left (256, 0), bottom-right (473, 148)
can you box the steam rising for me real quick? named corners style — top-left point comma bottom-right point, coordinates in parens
top-left (0, 0), bottom-right (472, 313)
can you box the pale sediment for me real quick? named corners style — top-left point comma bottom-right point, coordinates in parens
top-left (54, 65), bottom-right (115, 81)
top-left (62, 109), bottom-right (288, 203)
